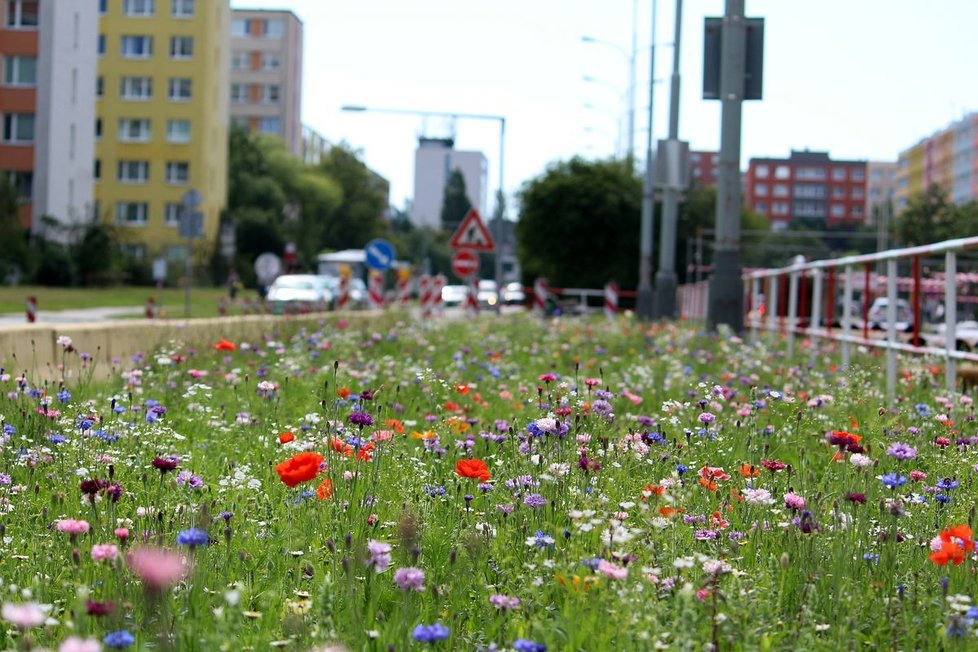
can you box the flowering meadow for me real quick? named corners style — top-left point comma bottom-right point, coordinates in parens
top-left (2, 313), bottom-right (978, 651)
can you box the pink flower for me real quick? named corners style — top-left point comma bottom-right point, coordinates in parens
top-left (365, 540), bottom-right (391, 573)
top-left (784, 492), bottom-right (806, 511)
top-left (56, 519), bottom-right (90, 535)
top-left (909, 470), bottom-right (927, 481)
top-left (596, 559), bottom-right (628, 580)
top-left (59, 636), bottom-right (102, 652)
top-left (114, 527), bottom-right (129, 540)
top-left (1, 601), bottom-right (46, 628)
top-left (127, 547), bottom-right (189, 590)
top-left (393, 567), bottom-right (426, 591)
top-left (91, 544), bottom-right (119, 562)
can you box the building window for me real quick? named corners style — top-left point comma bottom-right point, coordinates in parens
top-left (165, 161), bottom-right (189, 184)
top-left (99, 0), bottom-right (107, 14)
top-left (830, 204), bottom-right (845, 217)
top-left (772, 202), bottom-right (789, 215)
top-left (120, 76), bottom-right (152, 99)
top-left (774, 165), bottom-right (790, 180)
top-left (851, 168), bottom-right (865, 181)
top-left (118, 118), bottom-right (151, 142)
top-left (755, 201), bottom-right (766, 213)
top-left (262, 84), bottom-right (280, 103)
top-left (831, 186), bottom-right (845, 199)
top-left (120, 243), bottom-right (148, 259)
top-left (3, 55), bottom-right (37, 86)
top-left (164, 202), bottom-right (182, 226)
top-left (793, 184), bottom-right (825, 199)
top-left (772, 184), bottom-right (789, 198)
top-left (831, 168), bottom-right (846, 181)
top-left (169, 36), bottom-right (193, 59)
top-left (117, 160), bottom-right (150, 183)
top-left (231, 51), bottom-right (249, 70)
top-left (754, 183), bottom-right (767, 196)
top-left (795, 166), bottom-right (826, 181)
top-left (852, 206), bottom-right (864, 217)
top-left (754, 165), bottom-right (769, 179)
top-left (167, 78), bottom-right (192, 101)
top-left (2, 113), bottom-right (34, 143)
top-left (231, 18), bottom-right (249, 37)
top-left (261, 53), bottom-right (281, 71)
top-left (262, 19), bottom-right (284, 38)
top-left (230, 83), bottom-right (249, 103)
top-left (5, 0), bottom-right (38, 28)
top-left (96, 76), bottom-right (104, 98)
top-left (93, 159), bottom-right (101, 181)
top-left (95, 117), bottom-right (102, 139)
top-left (116, 202), bottom-right (149, 225)
top-left (166, 119), bottom-right (191, 143)
top-left (171, 0), bottom-right (193, 17)
top-left (259, 117), bottom-right (280, 135)
top-left (122, 0), bottom-right (154, 17)
top-left (121, 35), bottom-right (153, 58)
top-left (98, 34), bottom-right (106, 56)
top-left (852, 187), bottom-right (864, 200)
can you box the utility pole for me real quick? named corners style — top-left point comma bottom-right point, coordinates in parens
top-left (652, 0), bottom-right (684, 320)
top-left (627, 0), bottom-right (638, 166)
top-left (636, 0), bottom-right (658, 321)
top-left (707, 0), bottom-right (747, 331)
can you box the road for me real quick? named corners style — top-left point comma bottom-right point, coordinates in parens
top-left (0, 306), bottom-right (144, 327)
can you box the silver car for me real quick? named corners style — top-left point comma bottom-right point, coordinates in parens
top-left (266, 275), bottom-right (333, 312)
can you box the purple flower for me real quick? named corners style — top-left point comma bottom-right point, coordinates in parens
top-left (523, 493), bottom-right (547, 508)
top-left (349, 412), bottom-right (374, 428)
top-left (886, 442), bottom-right (917, 460)
top-left (366, 540), bottom-right (391, 573)
top-left (489, 594), bottom-right (521, 610)
top-left (393, 567), bottom-right (426, 591)
top-left (514, 639), bottom-right (547, 652)
top-left (412, 622), bottom-right (450, 643)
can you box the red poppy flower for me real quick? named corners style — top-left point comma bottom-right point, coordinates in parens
top-left (455, 384), bottom-right (469, 394)
top-left (455, 458), bottom-right (491, 482)
top-left (316, 478), bottom-right (333, 500)
top-left (337, 388), bottom-right (351, 399)
top-left (213, 338), bottom-right (237, 351)
top-left (929, 524), bottom-right (975, 566)
top-left (278, 432), bottom-right (295, 444)
top-left (738, 464), bottom-right (760, 478)
top-left (275, 452), bottom-right (325, 488)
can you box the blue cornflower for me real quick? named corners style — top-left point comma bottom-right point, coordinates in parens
top-left (77, 419), bottom-right (93, 431)
top-left (422, 485), bottom-right (447, 497)
top-left (176, 528), bottom-right (209, 548)
top-left (863, 552), bottom-right (879, 563)
top-left (57, 389), bottom-right (71, 403)
top-left (914, 403), bottom-right (931, 418)
top-left (104, 629), bottom-right (136, 648)
top-left (2, 424), bottom-right (15, 435)
top-left (412, 622), bottom-right (450, 643)
top-left (967, 606), bottom-right (978, 622)
top-left (676, 464), bottom-right (689, 476)
top-left (880, 473), bottom-right (907, 490)
top-left (47, 434), bottom-right (67, 445)
top-left (93, 430), bottom-right (120, 444)
top-left (936, 478), bottom-right (960, 491)
top-left (936, 494), bottom-right (952, 504)
top-left (581, 557), bottom-right (600, 570)
top-left (513, 639), bottom-right (547, 652)
top-left (528, 531), bottom-right (555, 549)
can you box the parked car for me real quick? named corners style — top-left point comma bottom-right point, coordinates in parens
top-left (324, 276), bottom-right (368, 308)
top-left (441, 285), bottom-right (468, 307)
top-left (865, 298), bottom-right (914, 332)
top-left (266, 275), bottom-right (333, 312)
top-left (477, 280), bottom-right (499, 308)
top-left (502, 282), bottom-right (526, 305)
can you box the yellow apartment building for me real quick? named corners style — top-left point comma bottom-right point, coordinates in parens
top-left (96, 0), bottom-right (229, 264)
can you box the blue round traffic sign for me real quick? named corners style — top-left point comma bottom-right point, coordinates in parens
top-left (364, 239), bottom-right (396, 271)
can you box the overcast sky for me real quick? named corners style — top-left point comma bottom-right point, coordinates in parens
top-left (231, 0), bottom-right (978, 213)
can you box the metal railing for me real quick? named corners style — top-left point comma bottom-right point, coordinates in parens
top-left (744, 236), bottom-right (978, 400)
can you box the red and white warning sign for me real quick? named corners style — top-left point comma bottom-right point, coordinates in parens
top-left (449, 208), bottom-right (495, 252)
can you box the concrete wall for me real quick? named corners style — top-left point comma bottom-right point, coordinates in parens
top-left (0, 312), bottom-right (374, 382)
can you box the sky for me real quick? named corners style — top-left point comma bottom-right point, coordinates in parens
top-left (231, 0), bottom-right (978, 215)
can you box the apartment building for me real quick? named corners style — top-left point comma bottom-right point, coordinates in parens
top-left (229, 9), bottom-right (302, 156)
top-left (1, 0), bottom-right (97, 241)
top-left (744, 150), bottom-right (868, 230)
top-left (689, 150), bottom-right (718, 187)
top-left (96, 0), bottom-right (229, 260)
top-left (895, 113), bottom-right (978, 212)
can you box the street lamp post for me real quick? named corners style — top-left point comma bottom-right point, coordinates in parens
top-left (636, 0), bottom-right (658, 321)
top-left (341, 105), bottom-right (507, 289)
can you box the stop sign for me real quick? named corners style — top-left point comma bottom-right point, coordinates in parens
top-left (451, 249), bottom-right (479, 279)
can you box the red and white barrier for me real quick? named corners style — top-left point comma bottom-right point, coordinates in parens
top-left (145, 297), bottom-right (155, 319)
top-left (218, 297), bottom-right (227, 316)
top-left (396, 270), bottom-right (412, 307)
top-left (336, 270), bottom-right (350, 311)
top-left (532, 278), bottom-right (549, 317)
top-left (418, 274), bottom-right (432, 318)
top-left (368, 270), bottom-right (384, 310)
top-left (26, 296), bottom-right (36, 323)
top-left (604, 281), bottom-right (619, 319)
top-left (466, 277), bottom-right (480, 315)
top-left (432, 274), bottom-right (446, 315)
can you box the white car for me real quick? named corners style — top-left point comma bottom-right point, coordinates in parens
top-left (865, 298), bottom-right (914, 332)
top-left (266, 275), bottom-right (333, 312)
top-left (441, 285), bottom-right (468, 307)
top-left (502, 282), bottom-right (526, 305)
top-left (477, 280), bottom-right (499, 308)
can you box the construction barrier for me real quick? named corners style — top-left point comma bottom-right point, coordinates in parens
top-left (368, 270), bottom-right (384, 310)
top-left (26, 296), bottom-right (36, 323)
top-left (396, 269), bottom-right (412, 307)
top-left (466, 277), bottom-right (479, 316)
top-left (432, 274), bottom-right (446, 315)
top-left (419, 274), bottom-right (432, 318)
top-left (604, 281), bottom-right (619, 319)
top-left (532, 278), bottom-right (549, 317)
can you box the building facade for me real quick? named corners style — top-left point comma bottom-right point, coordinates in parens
top-left (689, 150), bottom-right (718, 187)
top-left (744, 150), bottom-right (867, 230)
top-left (865, 161), bottom-right (896, 223)
top-left (411, 137), bottom-right (486, 230)
top-left (895, 113), bottom-right (978, 212)
top-left (1, 0), bottom-right (97, 240)
top-left (229, 9), bottom-right (302, 156)
top-left (96, 0), bottom-right (229, 260)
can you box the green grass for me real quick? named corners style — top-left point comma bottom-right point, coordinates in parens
top-left (0, 286), bottom-right (239, 319)
top-left (0, 314), bottom-right (974, 650)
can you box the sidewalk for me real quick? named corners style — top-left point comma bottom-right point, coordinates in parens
top-left (0, 306), bottom-right (144, 327)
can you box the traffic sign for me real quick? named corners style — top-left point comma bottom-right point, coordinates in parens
top-left (451, 249), bottom-right (479, 279)
top-left (181, 188), bottom-right (202, 209)
top-left (449, 208), bottom-right (495, 252)
top-left (178, 210), bottom-right (204, 239)
top-left (254, 252), bottom-right (282, 283)
top-left (365, 239), bottom-right (396, 271)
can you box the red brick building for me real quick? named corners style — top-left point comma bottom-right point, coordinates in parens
top-left (689, 150), bottom-right (718, 187)
top-left (744, 150), bottom-right (867, 230)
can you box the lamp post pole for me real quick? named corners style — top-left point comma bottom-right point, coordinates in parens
top-left (341, 105), bottom-right (507, 288)
top-left (636, 0), bottom-right (658, 321)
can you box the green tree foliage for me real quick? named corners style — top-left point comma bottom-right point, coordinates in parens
top-left (440, 168), bottom-right (472, 234)
top-left (316, 144), bottom-right (387, 251)
top-left (0, 175), bottom-right (29, 282)
top-left (894, 184), bottom-right (978, 247)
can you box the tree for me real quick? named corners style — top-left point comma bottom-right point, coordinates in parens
top-left (0, 175), bottom-right (29, 283)
top-left (440, 168), bottom-right (472, 234)
top-left (317, 144), bottom-right (387, 250)
top-left (895, 184), bottom-right (968, 247)
top-left (516, 157), bottom-right (642, 289)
